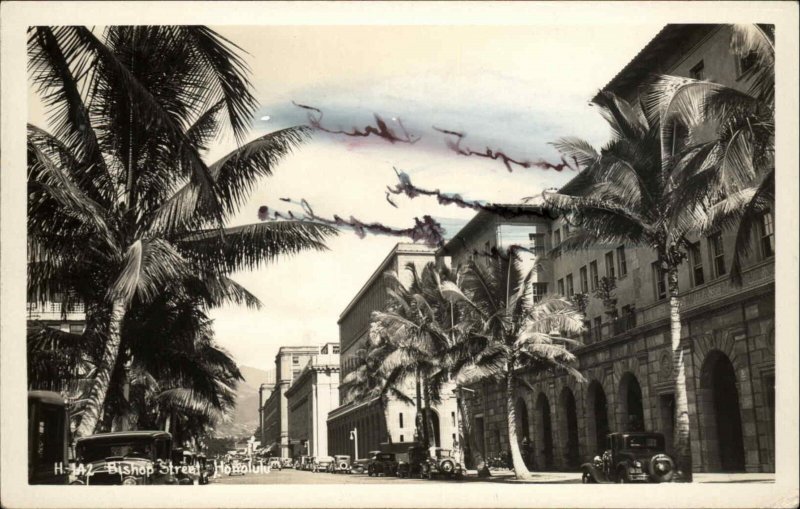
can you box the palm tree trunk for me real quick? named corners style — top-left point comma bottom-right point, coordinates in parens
top-left (421, 377), bottom-right (431, 447)
top-left (505, 369), bottom-right (532, 480)
top-left (668, 264), bottom-right (693, 482)
top-left (415, 368), bottom-right (424, 444)
top-left (75, 298), bottom-right (126, 437)
top-left (380, 395), bottom-right (391, 443)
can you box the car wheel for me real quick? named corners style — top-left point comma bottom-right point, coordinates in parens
top-left (617, 468), bottom-right (628, 483)
top-left (581, 472), bottom-right (594, 484)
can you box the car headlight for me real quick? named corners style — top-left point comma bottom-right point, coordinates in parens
top-left (122, 476), bottom-right (139, 486)
top-left (633, 461), bottom-right (642, 468)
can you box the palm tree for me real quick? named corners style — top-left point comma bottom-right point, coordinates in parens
top-left (646, 24), bottom-right (774, 284)
top-left (545, 90), bottom-right (714, 480)
top-left (339, 337), bottom-right (414, 444)
top-left (27, 26), bottom-right (337, 436)
top-left (452, 249), bottom-right (584, 480)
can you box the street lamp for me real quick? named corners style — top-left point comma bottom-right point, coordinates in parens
top-left (349, 428), bottom-right (358, 460)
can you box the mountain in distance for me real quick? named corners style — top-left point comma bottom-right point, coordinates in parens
top-left (214, 365), bottom-right (272, 439)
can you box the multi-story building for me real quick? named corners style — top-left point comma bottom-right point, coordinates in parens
top-left (26, 297), bottom-right (85, 334)
top-left (446, 24), bottom-right (774, 474)
top-left (285, 342), bottom-right (341, 457)
top-left (327, 243), bottom-right (459, 459)
top-left (260, 345), bottom-right (320, 458)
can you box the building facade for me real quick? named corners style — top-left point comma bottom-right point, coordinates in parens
top-left (260, 345), bottom-right (320, 458)
top-left (327, 243), bottom-right (459, 459)
top-left (285, 342), bottom-right (341, 458)
top-left (446, 24), bottom-right (775, 474)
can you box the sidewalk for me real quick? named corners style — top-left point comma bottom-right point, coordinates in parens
top-left (465, 469), bottom-right (775, 484)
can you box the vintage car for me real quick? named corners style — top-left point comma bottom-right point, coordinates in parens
top-left (73, 431), bottom-right (179, 485)
top-left (294, 455), bottom-right (311, 470)
top-left (28, 391), bottom-right (70, 485)
top-left (367, 452), bottom-right (398, 477)
top-left (280, 457), bottom-right (294, 468)
top-left (314, 456), bottom-right (335, 472)
top-left (421, 448), bottom-right (464, 480)
top-left (267, 457), bottom-right (283, 470)
top-left (329, 454), bottom-right (352, 474)
top-left (174, 449), bottom-right (211, 485)
top-left (581, 432), bottom-right (676, 484)
top-left (351, 451), bottom-right (380, 474)
top-left (396, 446), bottom-right (427, 479)
top-left (227, 455), bottom-right (247, 476)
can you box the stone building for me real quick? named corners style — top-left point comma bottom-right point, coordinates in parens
top-left (285, 342), bottom-right (341, 458)
top-left (260, 345), bottom-right (320, 458)
top-left (445, 24), bottom-right (774, 473)
top-left (327, 243), bottom-right (459, 459)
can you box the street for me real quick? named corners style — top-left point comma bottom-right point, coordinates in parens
top-left (211, 467), bottom-right (775, 485)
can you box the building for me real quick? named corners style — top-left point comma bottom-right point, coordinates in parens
top-left (327, 243), bottom-right (459, 459)
top-left (284, 342), bottom-right (341, 457)
top-left (26, 297), bottom-right (85, 334)
top-left (447, 24), bottom-right (774, 474)
top-left (260, 345), bottom-right (320, 458)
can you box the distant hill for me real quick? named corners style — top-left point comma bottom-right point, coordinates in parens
top-left (214, 365), bottom-right (272, 438)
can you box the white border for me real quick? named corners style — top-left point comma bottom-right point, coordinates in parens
top-left (2, 2), bottom-right (798, 508)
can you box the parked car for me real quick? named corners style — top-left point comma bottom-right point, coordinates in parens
top-left (581, 432), bottom-right (676, 483)
top-left (281, 457), bottom-right (294, 469)
top-left (227, 455), bottom-right (247, 476)
top-left (314, 456), bottom-right (335, 472)
top-left (421, 448), bottom-right (464, 480)
top-left (28, 391), bottom-right (70, 485)
top-left (172, 449), bottom-right (208, 485)
top-left (351, 451), bottom-right (379, 474)
top-left (329, 455), bottom-right (352, 474)
top-left (268, 457), bottom-right (282, 470)
top-left (396, 446), bottom-right (426, 479)
top-left (72, 431), bottom-right (179, 485)
top-left (367, 452), bottom-right (398, 477)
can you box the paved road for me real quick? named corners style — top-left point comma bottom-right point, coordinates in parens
top-left (212, 467), bottom-right (775, 485)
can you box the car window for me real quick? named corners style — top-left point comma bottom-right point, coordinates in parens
top-left (78, 440), bottom-right (154, 463)
top-left (377, 453), bottom-right (395, 461)
top-left (626, 436), bottom-right (664, 449)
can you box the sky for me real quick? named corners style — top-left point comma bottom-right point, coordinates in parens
top-left (28, 23), bottom-right (664, 374)
top-left (203, 24), bottom-right (663, 373)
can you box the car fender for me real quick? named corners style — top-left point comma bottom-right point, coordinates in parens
top-left (581, 463), bottom-right (611, 483)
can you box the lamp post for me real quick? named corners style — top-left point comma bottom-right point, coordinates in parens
top-left (350, 428), bottom-right (358, 460)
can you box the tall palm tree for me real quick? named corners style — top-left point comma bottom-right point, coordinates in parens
top-left (339, 337), bottom-right (414, 444)
top-left (451, 250), bottom-right (584, 480)
top-left (27, 26), bottom-right (336, 436)
top-left (647, 24), bottom-right (774, 284)
top-left (545, 90), bottom-right (713, 480)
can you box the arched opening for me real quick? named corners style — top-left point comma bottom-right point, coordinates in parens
top-left (700, 350), bottom-right (746, 472)
top-left (424, 409), bottom-right (441, 447)
top-left (560, 387), bottom-right (580, 468)
top-left (587, 381), bottom-right (610, 455)
top-left (536, 393), bottom-right (554, 470)
top-left (515, 398), bottom-right (533, 469)
top-left (618, 373), bottom-right (645, 432)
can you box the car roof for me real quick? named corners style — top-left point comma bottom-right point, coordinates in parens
top-left (76, 431), bottom-right (172, 443)
top-left (28, 390), bottom-right (66, 406)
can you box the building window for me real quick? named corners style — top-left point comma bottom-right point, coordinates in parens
top-left (690, 60), bottom-right (705, 80)
top-left (709, 233), bottom-right (726, 277)
top-left (652, 262), bottom-right (667, 300)
top-left (589, 261), bottom-right (599, 290)
top-left (593, 316), bottom-right (603, 341)
top-left (451, 412), bottom-right (456, 427)
top-left (616, 246), bottom-right (627, 278)
top-left (584, 320), bottom-right (591, 342)
top-left (321, 345), bottom-right (328, 354)
top-left (553, 229), bottom-right (561, 252)
top-left (292, 355), bottom-right (299, 364)
top-left (400, 435), bottom-right (404, 442)
top-left (689, 242), bottom-right (705, 287)
top-left (333, 345), bottom-right (340, 354)
top-left (579, 266), bottom-right (588, 293)
top-left (292, 369), bottom-right (301, 379)
top-left (565, 274), bottom-right (574, 297)
top-left (399, 413), bottom-right (404, 428)
top-left (557, 278), bottom-right (565, 296)
top-left (531, 283), bottom-right (548, 303)
top-left (605, 251), bottom-right (615, 279)
top-left (760, 211), bottom-right (775, 258)
top-left (528, 233), bottom-right (546, 257)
